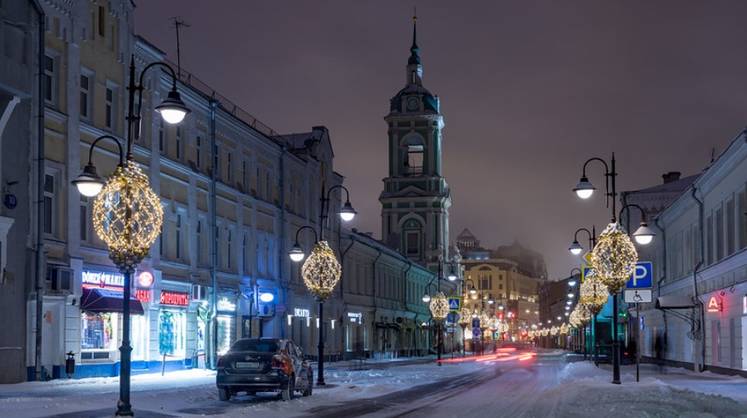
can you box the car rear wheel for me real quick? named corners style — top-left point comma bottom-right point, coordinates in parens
top-left (280, 375), bottom-right (295, 401)
top-left (218, 387), bottom-right (231, 401)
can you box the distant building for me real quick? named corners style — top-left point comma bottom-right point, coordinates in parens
top-left (456, 229), bottom-right (545, 336)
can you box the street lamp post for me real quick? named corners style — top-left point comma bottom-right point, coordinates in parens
top-left (573, 153), bottom-right (625, 384)
top-left (289, 184), bottom-right (355, 386)
top-left (72, 57), bottom-right (189, 416)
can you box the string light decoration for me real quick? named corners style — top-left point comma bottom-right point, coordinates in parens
top-left (458, 305), bottom-right (471, 327)
top-left (541, 328), bottom-right (549, 337)
top-left (591, 222), bottom-right (639, 293)
top-left (429, 292), bottom-right (450, 320)
top-left (580, 272), bottom-right (609, 313)
top-left (560, 323), bottom-right (569, 334)
top-left (550, 326), bottom-right (559, 336)
top-left (93, 161), bottom-right (163, 273)
top-left (569, 304), bottom-right (591, 328)
top-left (301, 241), bottom-right (341, 300)
top-left (498, 321), bottom-right (509, 333)
top-left (479, 312), bottom-right (491, 330)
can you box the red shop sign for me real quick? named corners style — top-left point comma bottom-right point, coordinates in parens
top-left (707, 296), bottom-right (722, 313)
top-left (160, 290), bottom-right (190, 306)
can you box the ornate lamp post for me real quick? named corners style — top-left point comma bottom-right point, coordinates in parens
top-left (289, 185), bottom-right (355, 386)
top-left (569, 226), bottom-right (597, 256)
top-left (72, 57), bottom-right (189, 416)
top-left (429, 292), bottom-right (449, 365)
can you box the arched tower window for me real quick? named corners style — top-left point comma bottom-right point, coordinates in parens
top-left (402, 218), bottom-right (423, 259)
top-left (402, 136), bottom-right (425, 176)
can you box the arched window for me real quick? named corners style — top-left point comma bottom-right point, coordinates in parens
top-left (402, 218), bottom-right (423, 259)
top-left (402, 136), bottom-right (425, 175)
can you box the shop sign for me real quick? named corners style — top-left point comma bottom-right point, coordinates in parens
top-left (218, 297), bottom-right (236, 312)
top-left (82, 270), bottom-right (124, 289)
top-left (294, 308), bottom-right (310, 318)
top-left (135, 289), bottom-right (151, 303)
top-left (707, 296), bottom-right (722, 313)
top-left (347, 312), bottom-right (362, 323)
top-left (137, 271), bottom-right (154, 288)
top-left (160, 290), bottom-right (190, 306)
top-left (258, 290), bottom-right (275, 303)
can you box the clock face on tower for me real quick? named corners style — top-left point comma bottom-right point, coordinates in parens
top-left (406, 97), bottom-right (419, 111)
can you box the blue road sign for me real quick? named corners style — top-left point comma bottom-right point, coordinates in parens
top-left (448, 297), bottom-right (461, 312)
top-left (626, 261), bottom-right (653, 289)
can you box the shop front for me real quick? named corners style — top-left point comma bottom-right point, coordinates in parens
top-left (152, 286), bottom-right (192, 373)
top-left (344, 311), bottom-right (366, 359)
top-left (76, 268), bottom-right (147, 378)
top-left (216, 295), bottom-right (238, 356)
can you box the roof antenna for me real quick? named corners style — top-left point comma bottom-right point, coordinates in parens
top-left (170, 17), bottom-right (190, 80)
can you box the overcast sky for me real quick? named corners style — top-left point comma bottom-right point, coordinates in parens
top-left (135, 1), bottom-right (747, 279)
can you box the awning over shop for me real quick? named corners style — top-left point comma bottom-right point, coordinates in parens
top-left (81, 287), bottom-right (144, 315)
top-left (656, 295), bottom-right (695, 310)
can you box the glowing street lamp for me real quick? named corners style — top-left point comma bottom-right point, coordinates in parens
top-left (72, 57), bottom-right (188, 416)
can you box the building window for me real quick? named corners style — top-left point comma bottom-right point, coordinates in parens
top-left (158, 120), bottom-right (165, 154)
top-left (196, 220), bottom-right (203, 265)
top-left (81, 312), bottom-right (118, 352)
top-left (214, 144), bottom-right (220, 178)
top-left (716, 206), bottom-right (724, 261)
top-left (98, 6), bottom-right (106, 37)
top-left (80, 72), bottom-right (92, 120)
top-left (242, 160), bottom-right (247, 189)
top-left (227, 229), bottom-right (232, 270)
top-left (227, 153), bottom-right (232, 183)
top-left (706, 213), bottom-right (714, 265)
top-left (105, 85), bottom-right (117, 130)
top-left (43, 174), bottom-right (55, 235)
top-left (739, 190), bottom-right (747, 250)
top-left (158, 310), bottom-right (186, 359)
top-left (406, 145), bottom-right (424, 175)
top-left (80, 197), bottom-right (88, 241)
top-left (242, 233), bottom-right (248, 274)
top-left (403, 219), bottom-right (422, 258)
top-left (43, 54), bottom-right (56, 105)
top-left (175, 214), bottom-right (182, 260)
top-left (175, 126), bottom-right (182, 160)
top-left (727, 198), bottom-right (735, 256)
top-left (196, 136), bottom-right (201, 168)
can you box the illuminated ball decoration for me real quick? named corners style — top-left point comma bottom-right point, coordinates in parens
top-left (93, 161), bottom-right (163, 273)
top-left (541, 328), bottom-right (549, 337)
top-left (479, 312), bottom-right (491, 330)
top-left (550, 326), bottom-right (559, 336)
top-left (580, 272), bottom-right (609, 313)
top-left (590, 222), bottom-right (639, 293)
top-left (569, 305), bottom-right (591, 328)
top-left (429, 292), bottom-right (450, 320)
top-left (560, 323), bottom-right (569, 334)
top-left (301, 240), bottom-right (341, 300)
top-left (458, 305), bottom-right (471, 327)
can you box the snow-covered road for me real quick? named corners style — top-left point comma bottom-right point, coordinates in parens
top-left (2, 349), bottom-right (747, 417)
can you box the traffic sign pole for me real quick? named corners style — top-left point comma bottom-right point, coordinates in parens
top-left (636, 302), bottom-right (640, 382)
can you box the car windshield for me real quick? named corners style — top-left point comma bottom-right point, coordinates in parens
top-left (230, 339), bottom-right (279, 353)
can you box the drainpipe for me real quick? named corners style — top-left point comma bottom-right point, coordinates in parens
top-left (402, 261), bottom-right (413, 355)
top-left (31, 0), bottom-right (45, 382)
top-left (691, 187), bottom-right (706, 372)
top-left (372, 248), bottom-right (382, 355)
top-left (277, 143), bottom-right (286, 338)
top-left (208, 97), bottom-right (218, 369)
top-left (654, 216), bottom-right (668, 358)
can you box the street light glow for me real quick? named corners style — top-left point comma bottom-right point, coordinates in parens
top-left (573, 176), bottom-right (595, 199)
top-left (155, 89), bottom-right (190, 124)
top-left (339, 200), bottom-right (357, 222)
top-left (633, 223), bottom-right (656, 245)
top-left (289, 244), bottom-right (305, 262)
top-left (568, 240), bottom-right (583, 255)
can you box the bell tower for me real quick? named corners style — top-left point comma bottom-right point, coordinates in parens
top-left (379, 15), bottom-right (451, 270)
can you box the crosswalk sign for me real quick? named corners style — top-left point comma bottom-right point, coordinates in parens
top-left (448, 297), bottom-right (460, 312)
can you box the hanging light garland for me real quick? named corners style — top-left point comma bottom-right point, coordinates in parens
top-left (591, 222), bottom-right (639, 293)
top-left (580, 271), bottom-right (609, 313)
top-left (429, 292), bottom-right (450, 320)
top-left (560, 323), bottom-right (569, 334)
top-left (93, 161), bottom-right (163, 273)
top-left (479, 312), bottom-right (491, 330)
top-left (301, 241), bottom-right (342, 300)
top-left (541, 328), bottom-right (549, 337)
top-left (569, 304), bottom-right (591, 328)
top-left (550, 326), bottom-right (559, 336)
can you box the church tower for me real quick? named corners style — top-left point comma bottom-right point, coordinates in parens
top-left (380, 15), bottom-right (452, 270)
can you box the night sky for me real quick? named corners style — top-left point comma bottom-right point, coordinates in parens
top-left (135, 1), bottom-right (747, 279)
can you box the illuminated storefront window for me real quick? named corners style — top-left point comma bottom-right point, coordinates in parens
top-left (158, 310), bottom-right (187, 359)
top-left (81, 312), bottom-right (118, 352)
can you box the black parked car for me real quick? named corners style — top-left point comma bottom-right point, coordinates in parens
top-left (216, 338), bottom-right (313, 401)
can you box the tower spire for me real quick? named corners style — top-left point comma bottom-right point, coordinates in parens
top-left (409, 10), bottom-right (420, 65)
